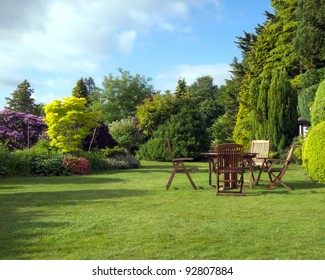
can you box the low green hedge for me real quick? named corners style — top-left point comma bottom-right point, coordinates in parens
top-left (302, 121), bottom-right (325, 182)
top-left (0, 142), bottom-right (140, 177)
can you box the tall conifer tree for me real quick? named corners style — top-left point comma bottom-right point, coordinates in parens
top-left (5, 79), bottom-right (37, 114)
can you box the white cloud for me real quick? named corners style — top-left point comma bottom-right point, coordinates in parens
top-left (1, 0), bottom-right (213, 82)
top-left (117, 30), bottom-right (137, 54)
top-left (155, 63), bottom-right (231, 92)
top-left (0, 0), bottom-right (224, 109)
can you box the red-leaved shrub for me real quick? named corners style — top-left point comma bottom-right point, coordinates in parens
top-left (63, 157), bottom-right (89, 175)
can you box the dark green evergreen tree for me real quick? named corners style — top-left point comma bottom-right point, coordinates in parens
top-left (83, 77), bottom-right (96, 95)
top-left (175, 78), bottom-right (188, 98)
top-left (72, 78), bottom-right (89, 104)
top-left (268, 68), bottom-right (298, 150)
top-left (188, 76), bottom-right (224, 127)
top-left (294, 0), bottom-right (325, 70)
top-left (5, 79), bottom-right (38, 114)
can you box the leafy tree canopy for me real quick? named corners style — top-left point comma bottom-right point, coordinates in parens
top-left (136, 93), bottom-right (176, 137)
top-left (91, 68), bottom-right (153, 124)
top-left (43, 97), bottom-right (99, 153)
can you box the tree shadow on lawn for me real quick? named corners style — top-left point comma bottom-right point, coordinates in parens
top-left (1, 176), bottom-right (126, 186)
top-left (0, 188), bottom-right (150, 207)
top-left (0, 188), bottom-right (150, 259)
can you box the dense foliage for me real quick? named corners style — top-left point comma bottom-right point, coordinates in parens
top-left (294, 0), bottom-right (325, 70)
top-left (297, 69), bottom-right (325, 122)
top-left (137, 99), bottom-right (210, 161)
top-left (0, 140), bottom-right (140, 177)
top-left (90, 68), bottom-right (154, 124)
top-left (310, 79), bottom-right (325, 126)
top-left (0, 109), bottom-right (46, 150)
top-left (108, 117), bottom-right (139, 153)
top-left (136, 93), bottom-right (176, 137)
top-left (302, 121), bottom-right (325, 182)
top-left (43, 97), bottom-right (99, 153)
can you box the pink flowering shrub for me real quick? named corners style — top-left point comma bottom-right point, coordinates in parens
top-left (63, 157), bottom-right (89, 175)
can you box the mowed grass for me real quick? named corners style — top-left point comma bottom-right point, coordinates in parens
top-left (0, 161), bottom-right (324, 260)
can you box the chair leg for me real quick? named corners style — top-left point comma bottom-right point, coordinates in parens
top-left (267, 172), bottom-right (292, 191)
top-left (166, 164), bottom-right (178, 190)
top-left (267, 178), bottom-right (292, 191)
top-left (209, 161), bottom-right (212, 186)
top-left (166, 162), bottom-right (197, 190)
top-left (255, 167), bottom-right (263, 185)
top-left (180, 162), bottom-right (197, 190)
top-left (216, 175), bottom-right (219, 195)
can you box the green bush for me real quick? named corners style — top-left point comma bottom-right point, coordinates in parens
top-left (101, 146), bottom-right (127, 158)
top-left (107, 155), bottom-right (141, 169)
top-left (77, 151), bottom-right (112, 172)
top-left (302, 121), bottom-right (325, 182)
top-left (136, 138), bottom-right (170, 161)
top-left (108, 117), bottom-right (139, 152)
top-left (0, 143), bottom-right (18, 176)
top-left (310, 79), bottom-right (325, 126)
top-left (11, 148), bottom-right (66, 176)
top-left (137, 104), bottom-right (210, 161)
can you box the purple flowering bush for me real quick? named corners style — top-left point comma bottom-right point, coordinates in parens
top-left (0, 109), bottom-right (47, 150)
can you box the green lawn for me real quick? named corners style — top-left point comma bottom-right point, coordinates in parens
top-left (0, 161), bottom-right (324, 260)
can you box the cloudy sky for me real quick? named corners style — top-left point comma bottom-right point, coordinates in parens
top-left (0, 0), bottom-right (271, 109)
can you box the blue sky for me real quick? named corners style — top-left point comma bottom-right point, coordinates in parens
top-left (0, 0), bottom-right (272, 110)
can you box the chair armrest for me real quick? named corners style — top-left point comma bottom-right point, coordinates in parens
top-left (267, 159), bottom-right (288, 163)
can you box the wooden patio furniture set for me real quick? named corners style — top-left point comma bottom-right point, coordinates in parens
top-left (166, 140), bottom-right (296, 196)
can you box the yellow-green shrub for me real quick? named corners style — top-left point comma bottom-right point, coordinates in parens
top-left (302, 121), bottom-right (325, 182)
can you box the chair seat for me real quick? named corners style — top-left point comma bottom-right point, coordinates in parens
top-left (218, 167), bottom-right (244, 173)
top-left (269, 167), bottom-right (283, 172)
top-left (172, 157), bottom-right (194, 162)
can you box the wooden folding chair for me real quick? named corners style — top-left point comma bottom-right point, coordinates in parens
top-left (214, 144), bottom-right (245, 196)
top-left (165, 140), bottom-right (197, 190)
top-left (248, 140), bottom-right (270, 184)
top-left (265, 144), bottom-right (295, 191)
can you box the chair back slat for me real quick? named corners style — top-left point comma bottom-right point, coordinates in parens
top-left (214, 144), bottom-right (244, 169)
top-left (250, 140), bottom-right (269, 166)
top-left (286, 144), bottom-right (296, 163)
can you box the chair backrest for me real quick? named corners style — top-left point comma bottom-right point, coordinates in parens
top-left (166, 140), bottom-right (174, 161)
top-left (276, 144), bottom-right (296, 178)
top-left (286, 144), bottom-right (296, 163)
top-left (214, 143), bottom-right (244, 169)
top-left (250, 140), bottom-right (269, 165)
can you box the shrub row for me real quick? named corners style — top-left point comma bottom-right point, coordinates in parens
top-left (0, 141), bottom-right (140, 177)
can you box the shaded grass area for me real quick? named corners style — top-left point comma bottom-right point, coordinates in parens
top-left (0, 161), bottom-right (324, 260)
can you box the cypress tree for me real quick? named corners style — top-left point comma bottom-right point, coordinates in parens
top-left (268, 68), bottom-right (298, 150)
